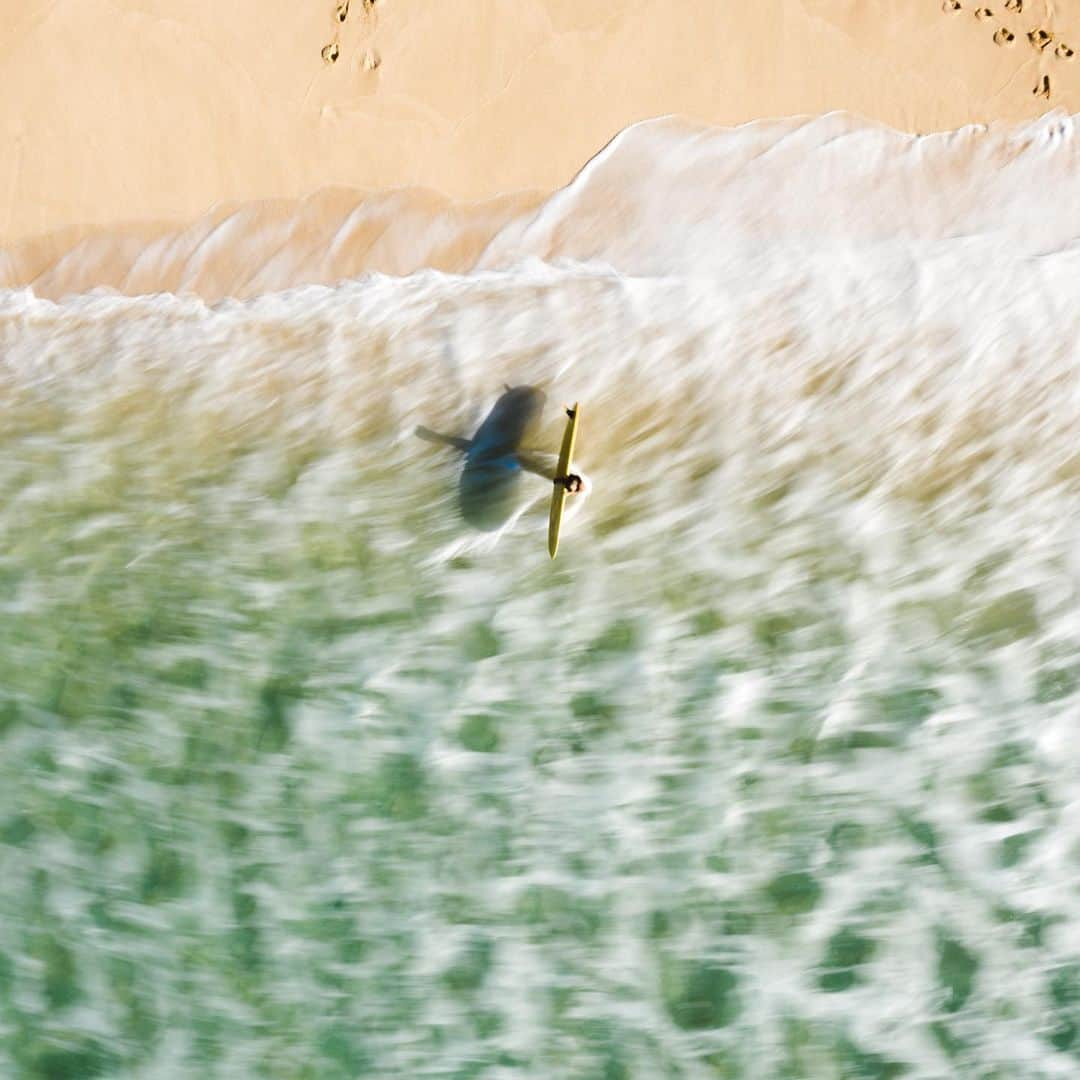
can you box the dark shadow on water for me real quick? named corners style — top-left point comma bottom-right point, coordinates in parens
top-left (416, 385), bottom-right (547, 531)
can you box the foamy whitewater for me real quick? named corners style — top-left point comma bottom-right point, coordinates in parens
top-left (3, 114), bottom-right (1080, 1078)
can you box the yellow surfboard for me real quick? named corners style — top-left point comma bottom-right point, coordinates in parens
top-left (547, 402), bottom-right (580, 559)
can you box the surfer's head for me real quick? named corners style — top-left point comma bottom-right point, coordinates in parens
top-left (566, 471), bottom-right (591, 500)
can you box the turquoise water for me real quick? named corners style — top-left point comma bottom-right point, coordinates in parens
top-left (4, 116), bottom-right (1080, 1078)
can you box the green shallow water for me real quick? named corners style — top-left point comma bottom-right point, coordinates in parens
top-left (2, 265), bottom-right (1080, 1079)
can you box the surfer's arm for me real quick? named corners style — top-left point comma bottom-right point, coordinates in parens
top-left (414, 426), bottom-right (472, 453)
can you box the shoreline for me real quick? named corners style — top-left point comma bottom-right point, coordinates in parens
top-left (4, 108), bottom-right (1079, 301)
top-left (4, 0), bottom-right (1079, 250)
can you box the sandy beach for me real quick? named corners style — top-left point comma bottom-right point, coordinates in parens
top-left (3, 0), bottom-right (1080, 297)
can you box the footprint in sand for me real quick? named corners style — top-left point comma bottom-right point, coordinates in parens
top-left (361, 47), bottom-right (381, 71)
top-left (1033, 74), bottom-right (1051, 98)
top-left (336, 1), bottom-right (349, 22)
top-left (1004, 0), bottom-right (1022, 10)
top-left (1055, 42), bottom-right (1074, 60)
top-left (974, 7), bottom-right (994, 20)
top-left (993, 26), bottom-right (1015, 44)
top-left (321, 41), bottom-right (340, 63)
top-left (942, 0), bottom-right (962, 11)
top-left (1028, 28), bottom-right (1053, 50)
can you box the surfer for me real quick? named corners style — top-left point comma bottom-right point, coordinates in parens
top-left (415, 385), bottom-right (589, 532)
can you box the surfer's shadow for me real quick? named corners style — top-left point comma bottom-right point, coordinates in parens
top-left (414, 383), bottom-right (589, 557)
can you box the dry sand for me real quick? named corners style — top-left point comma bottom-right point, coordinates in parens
top-left (2, 0), bottom-right (1079, 296)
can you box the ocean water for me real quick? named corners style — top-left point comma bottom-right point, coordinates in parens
top-left (2, 113), bottom-right (1080, 1079)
